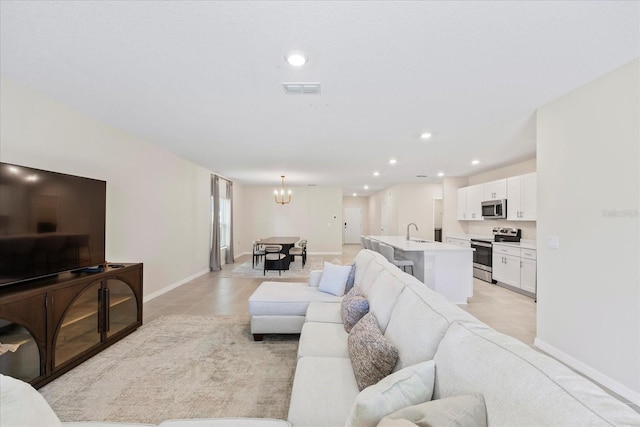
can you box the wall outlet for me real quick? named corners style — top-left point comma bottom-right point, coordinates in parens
top-left (547, 236), bottom-right (560, 249)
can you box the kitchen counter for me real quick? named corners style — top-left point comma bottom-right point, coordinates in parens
top-left (368, 235), bottom-right (473, 304)
top-left (493, 239), bottom-right (537, 250)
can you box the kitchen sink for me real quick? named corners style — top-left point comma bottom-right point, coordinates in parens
top-left (411, 239), bottom-right (433, 243)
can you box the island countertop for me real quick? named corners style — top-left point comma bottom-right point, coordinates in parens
top-left (368, 235), bottom-right (473, 252)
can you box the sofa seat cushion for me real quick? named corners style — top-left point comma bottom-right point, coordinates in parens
top-left (434, 322), bottom-right (640, 427)
top-left (287, 356), bottom-right (359, 427)
top-left (297, 322), bottom-right (349, 359)
top-left (305, 302), bottom-right (342, 324)
top-left (248, 282), bottom-right (342, 317)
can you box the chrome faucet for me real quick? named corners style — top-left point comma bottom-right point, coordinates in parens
top-left (406, 223), bottom-right (419, 240)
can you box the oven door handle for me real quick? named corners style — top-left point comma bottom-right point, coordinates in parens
top-left (471, 241), bottom-right (493, 248)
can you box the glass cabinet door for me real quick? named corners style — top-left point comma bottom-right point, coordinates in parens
top-left (54, 281), bottom-right (101, 368)
top-left (0, 320), bottom-right (40, 381)
top-left (105, 279), bottom-right (137, 339)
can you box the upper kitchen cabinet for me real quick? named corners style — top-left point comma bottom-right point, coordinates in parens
top-left (457, 184), bottom-right (483, 221)
top-left (483, 179), bottom-right (507, 201)
top-left (507, 172), bottom-right (537, 221)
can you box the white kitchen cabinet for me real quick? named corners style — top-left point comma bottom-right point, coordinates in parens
top-left (483, 179), bottom-right (507, 201)
top-left (507, 172), bottom-right (537, 221)
top-left (457, 189), bottom-right (467, 220)
top-left (492, 251), bottom-right (520, 288)
top-left (520, 257), bottom-right (537, 294)
top-left (457, 185), bottom-right (483, 221)
top-left (493, 244), bottom-right (537, 295)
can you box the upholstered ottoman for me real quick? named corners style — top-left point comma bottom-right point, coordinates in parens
top-left (248, 280), bottom-right (343, 341)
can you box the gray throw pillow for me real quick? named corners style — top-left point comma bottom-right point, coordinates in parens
top-left (342, 286), bottom-right (369, 333)
top-left (348, 312), bottom-right (399, 391)
top-left (345, 263), bottom-right (356, 292)
top-left (376, 393), bottom-right (487, 427)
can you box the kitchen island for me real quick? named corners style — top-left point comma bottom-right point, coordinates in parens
top-left (368, 235), bottom-right (474, 304)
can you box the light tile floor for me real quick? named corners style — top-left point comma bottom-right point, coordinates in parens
top-left (143, 244), bottom-right (638, 412)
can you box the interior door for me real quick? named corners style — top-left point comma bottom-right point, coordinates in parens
top-left (343, 208), bottom-right (362, 244)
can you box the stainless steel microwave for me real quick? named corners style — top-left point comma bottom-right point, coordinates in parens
top-left (481, 199), bottom-right (507, 219)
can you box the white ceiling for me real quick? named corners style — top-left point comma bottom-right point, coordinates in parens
top-left (1, 1), bottom-right (638, 196)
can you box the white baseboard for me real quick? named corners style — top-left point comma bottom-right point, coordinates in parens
top-left (534, 338), bottom-right (640, 406)
top-left (143, 268), bottom-right (209, 303)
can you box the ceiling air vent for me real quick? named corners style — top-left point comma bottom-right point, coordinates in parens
top-left (282, 82), bottom-right (321, 94)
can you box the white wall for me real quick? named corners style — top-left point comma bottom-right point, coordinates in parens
top-left (368, 183), bottom-right (443, 240)
top-left (240, 186), bottom-right (343, 254)
top-left (442, 177), bottom-right (468, 239)
top-left (0, 78), bottom-right (214, 299)
top-left (536, 59), bottom-right (640, 404)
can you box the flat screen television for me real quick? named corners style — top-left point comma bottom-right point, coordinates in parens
top-left (0, 162), bottom-right (106, 287)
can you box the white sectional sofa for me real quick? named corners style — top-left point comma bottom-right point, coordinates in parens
top-left (250, 249), bottom-right (640, 427)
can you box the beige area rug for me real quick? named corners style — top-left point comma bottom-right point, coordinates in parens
top-left (40, 315), bottom-right (298, 424)
top-left (227, 256), bottom-right (324, 279)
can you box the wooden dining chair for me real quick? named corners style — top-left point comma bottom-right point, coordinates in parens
top-left (264, 245), bottom-right (286, 275)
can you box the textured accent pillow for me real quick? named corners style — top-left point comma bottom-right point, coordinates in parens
top-left (318, 261), bottom-right (353, 296)
top-left (376, 393), bottom-right (487, 427)
top-left (341, 286), bottom-right (369, 332)
top-left (345, 263), bottom-right (357, 292)
top-left (348, 312), bottom-right (399, 391)
top-left (345, 360), bottom-right (436, 427)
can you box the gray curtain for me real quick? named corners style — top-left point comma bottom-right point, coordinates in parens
top-left (210, 174), bottom-right (221, 271)
top-left (225, 179), bottom-right (235, 264)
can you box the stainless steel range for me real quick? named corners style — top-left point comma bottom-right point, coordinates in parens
top-left (470, 227), bottom-right (521, 283)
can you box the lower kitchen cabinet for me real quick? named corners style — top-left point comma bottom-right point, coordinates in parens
top-left (492, 244), bottom-right (536, 297)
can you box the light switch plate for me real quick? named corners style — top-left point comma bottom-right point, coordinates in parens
top-left (547, 236), bottom-right (560, 249)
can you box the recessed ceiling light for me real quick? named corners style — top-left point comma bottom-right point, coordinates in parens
top-left (389, 159), bottom-right (397, 165)
top-left (420, 132), bottom-right (432, 140)
top-left (353, 193), bottom-right (357, 197)
top-left (373, 171), bottom-right (380, 177)
top-left (471, 160), bottom-right (480, 165)
top-left (286, 53), bottom-right (307, 67)
top-left (437, 172), bottom-right (444, 177)
top-left (364, 185), bottom-right (369, 190)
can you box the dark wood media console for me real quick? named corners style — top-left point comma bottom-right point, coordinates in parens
top-left (0, 263), bottom-right (143, 388)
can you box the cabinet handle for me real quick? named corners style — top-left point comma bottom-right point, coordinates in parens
top-left (104, 288), bottom-right (110, 332)
top-left (98, 288), bottom-right (103, 333)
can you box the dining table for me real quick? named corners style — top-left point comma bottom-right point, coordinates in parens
top-left (256, 236), bottom-right (301, 270)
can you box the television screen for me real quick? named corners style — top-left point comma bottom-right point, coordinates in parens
top-left (0, 163), bottom-right (106, 286)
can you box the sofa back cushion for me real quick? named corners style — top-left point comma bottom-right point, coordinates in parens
top-left (384, 281), bottom-right (480, 372)
top-left (383, 289), bottom-right (450, 371)
top-left (366, 270), bottom-right (406, 333)
top-left (358, 257), bottom-right (387, 296)
top-left (433, 322), bottom-right (640, 427)
top-left (353, 249), bottom-right (377, 286)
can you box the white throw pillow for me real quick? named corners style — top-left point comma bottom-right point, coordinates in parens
top-left (318, 261), bottom-right (353, 296)
top-left (345, 360), bottom-right (436, 427)
top-left (0, 374), bottom-right (62, 427)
